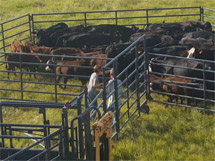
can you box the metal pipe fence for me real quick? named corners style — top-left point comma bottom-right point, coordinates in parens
top-left (1, 7), bottom-right (215, 52)
top-left (0, 51), bottom-right (111, 102)
top-left (148, 52), bottom-right (215, 113)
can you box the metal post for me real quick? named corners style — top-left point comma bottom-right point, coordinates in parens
top-left (84, 110), bottom-right (93, 160)
top-left (77, 97), bottom-right (84, 159)
top-left (0, 24), bottom-right (6, 52)
top-left (31, 14), bottom-right (36, 43)
top-left (115, 11), bottom-right (118, 26)
top-left (45, 138), bottom-right (50, 160)
top-left (203, 61), bottom-right (206, 107)
top-left (146, 9), bottom-right (149, 27)
top-left (28, 14), bottom-right (32, 41)
top-left (19, 54), bottom-right (24, 100)
top-left (135, 44), bottom-right (140, 115)
top-left (113, 61), bottom-right (119, 140)
top-left (0, 103), bottom-right (5, 147)
top-left (102, 68), bottom-right (107, 113)
top-left (62, 106), bottom-right (69, 159)
top-left (54, 63), bottom-right (58, 103)
top-left (84, 12), bottom-right (87, 27)
top-left (200, 7), bottom-right (204, 22)
top-left (9, 126), bottom-right (13, 148)
top-left (144, 36), bottom-right (151, 101)
top-left (125, 70), bottom-right (130, 118)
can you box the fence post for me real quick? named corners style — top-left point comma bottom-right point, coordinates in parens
top-left (125, 70), bottom-right (130, 118)
top-left (102, 68), bottom-right (107, 113)
top-left (115, 11), bottom-right (118, 26)
top-left (84, 12), bottom-right (87, 27)
top-left (200, 7), bottom-right (204, 22)
top-left (203, 61), bottom-right (206, 107)
top-left (77, 96), bottom-right (84, 159)
top-left (0, 24), bottom-right (6, 52)
top-left (45, 138), bottom-right (50, 160)
top-left (28, 14), bottom-right (33, 41)
top-left (19, 54), bottom-right (24, 100)
top-left (31, 14), bottom-right (36, 43)
top-left (54, 63), bottom-right (58, 103)
top-left (113, 61), bottom-right (120, 140)
top-left (0, 103), bottom-right (5, 147)
top-left (84, 108), bottom-right (93, 160)
top-left (135, 44), bottom-right (140, 115)
top-left (146, 9), bottom-right (149, 27)
top-left (61, 106), bottom-right (69, 159)
top-left (144, 36), bottom-right (151, 102)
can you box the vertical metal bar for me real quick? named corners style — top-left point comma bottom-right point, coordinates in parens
top-left (144, 36), bottom-right (150, 101)
top-left (31, 14), bottom-right (36, 44)
top-left (125, 70), bottom-right (130, 118)
top-left (70, 121), bottom-right (76, 160)
top-left (85, 111), bottom-right (93, 160)
top-left (0, 104), bottom-right (5, 147)
top-left (45, 138), bottom-right (50, 160)
top-left (28, 14), bottom-right (32, 41)
top-left (77, 97), bottom-right (84, 159)
top-left (9, 126), bottom-right (13, 148)
top-left (102, 68), bottom-right (107, 113)
top-left (135, 44), bottom-right (140, 115)
top-left (54, 63), bottom-right (58, 103)
top-left (146, 9), bottom-right (149, 27)
top-left (113, 61), bottom-right (119, 140)
top-left (19, 54), bottom-right (24, 100)
top-left (1, 24), bottom-right (6, 52)
top-left (84, 86), bottom-right (88, 110)
top-left (62, 107), bottom-right (69, 159)
top-left (203, 61), bottom-right (206, 107)
top-left (201, 7), bottom-right (204, 22)
top-left (59, 127), bottom-right (64, 160)
top-left (84, 12), bottom-right (87, 27)
top-left (115, 11), bottom-right (118, 26)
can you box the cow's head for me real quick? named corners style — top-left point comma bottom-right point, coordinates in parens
top-left (187, 47), bottom-right (196, 58)
top-left (132, 25), bottom-right (139, 33)
top-left (45, 58), bottom-right (55, 71)
top-left (36, 29), bottom-right (52, 46)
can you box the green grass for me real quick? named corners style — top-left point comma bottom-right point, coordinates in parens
top-left (1, 0), bottom-right (215, 160)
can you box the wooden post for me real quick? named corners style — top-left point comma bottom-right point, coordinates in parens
top-left (92, 112), bottom-right (115, 161)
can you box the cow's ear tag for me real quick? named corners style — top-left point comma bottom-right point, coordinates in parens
top-left (199, 50), bottom-right (203, 54)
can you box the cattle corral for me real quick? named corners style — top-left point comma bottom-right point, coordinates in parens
top-left (0, 7), bottom-right (215, 160)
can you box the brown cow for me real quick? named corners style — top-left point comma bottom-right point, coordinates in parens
top-left (6, 40), bottom-right (41, 79)
top-left (55, 59), bottom-right (91, 89)
top-left (149, 74), bottom-right (193, 104)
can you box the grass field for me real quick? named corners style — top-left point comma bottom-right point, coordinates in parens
top-left (1, 0), bottom-right (215, 160)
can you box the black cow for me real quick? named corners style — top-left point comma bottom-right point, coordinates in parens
top-left (179, 37), bottom-right (215, 50)
top-left (182, 30), bottom-right (215, 41)
top-left (149, 58), bottom-right (212, 79)
top-left (36, 23), bottom-right (70, 47)
top-left (63, 31), bottom-right (121, 49)
top-left (81, 24), bottom-right (137, 42)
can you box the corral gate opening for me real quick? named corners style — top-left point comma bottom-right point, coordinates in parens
top-left (0, 7), bottom-right (215, 160)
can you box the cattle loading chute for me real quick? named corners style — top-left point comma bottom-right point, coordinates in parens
top-left (0, 7), bottom-right (215, 160)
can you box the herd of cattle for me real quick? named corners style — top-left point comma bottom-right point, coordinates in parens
top-left (5, 20), bottom-right (215, 105)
